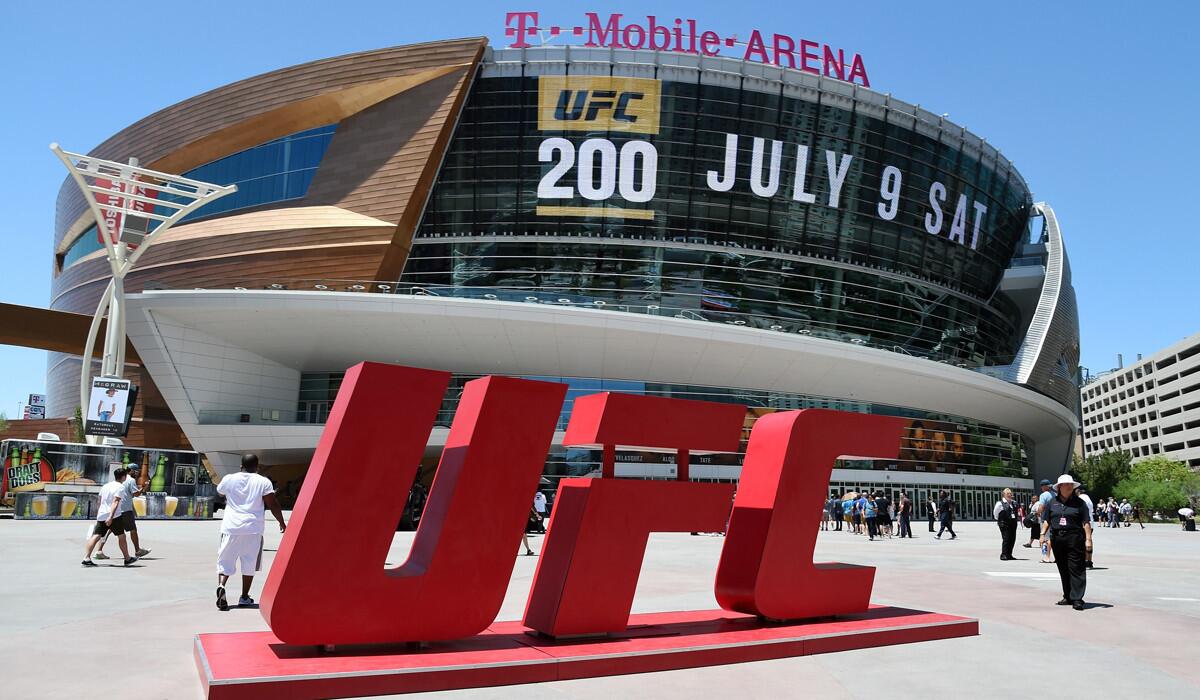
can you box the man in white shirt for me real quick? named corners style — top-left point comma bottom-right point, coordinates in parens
top-left (81, 467), bottom-right (136, 567)
top-left (532, 491), bottom-right (548, 533)
top-left (215, 454), bottom-right (286, 611)
top-left (94, 467), bottom-right (150, 560)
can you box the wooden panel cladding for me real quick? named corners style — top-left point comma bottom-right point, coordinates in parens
top-left (51, 207), bottom-right (395, 309)
top-left (306, 67), bottom-right (473, 239)
top-left (54, 37), bottom-right (487, 251)
top-left (0, 302), bottom-right (138, 362)
top-left (52, 246), bottom-right (391, 317)
top-left (149, 65), bottom-right (465, 178)
top-left (53, 228), bottom-right (393, 311)
top-left (372, 66), bottom-right (477, 281)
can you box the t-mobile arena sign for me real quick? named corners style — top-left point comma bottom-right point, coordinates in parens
top-left (505, 11), bottom-right (871, 87)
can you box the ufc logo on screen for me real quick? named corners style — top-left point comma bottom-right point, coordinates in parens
top-left (537, 76), bottom-right (661, 135)
top-left (554, 89), bottom-right (644, 123)
top-left (261, 362), bottom-right (905, 645)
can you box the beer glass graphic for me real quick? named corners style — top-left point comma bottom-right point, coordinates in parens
top-left (61, 496), bottom-right (78, 518)
top-left (31, 495), bottom-right (49, 517)
top-left (132, 496), bottom-right (147, 517)
top-left (165, 496), bottom-right (179, 517)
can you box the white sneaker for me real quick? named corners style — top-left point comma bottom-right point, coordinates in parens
top-left (94, 552), bottom-right (110, 560)
top-left (135, 548), bottom-right (151, 557)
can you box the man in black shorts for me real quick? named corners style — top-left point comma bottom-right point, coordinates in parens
top-left (95, 466), bottom-right (150, 560)
top-left (82, 467), bottom-right (137, 567)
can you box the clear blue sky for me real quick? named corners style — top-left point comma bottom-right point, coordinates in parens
top-left (1, 0), bottom-right (1196, 416)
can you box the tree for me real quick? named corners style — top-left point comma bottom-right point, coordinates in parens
top-left (0, 411), bottom-right (8, 435)
top-left (1129, 455), bottom-right (1196, 484)
top-left (1071, 450), bottom-right (1132, 501)
top-left (72, 406), bottom-right (85, 443)
top-left (986, 459), bottom-right (1008, 477)
top-left (1115, 477), bottom-right (1192, 514)
top-left (1113, 455), bottom-right (1200, 515)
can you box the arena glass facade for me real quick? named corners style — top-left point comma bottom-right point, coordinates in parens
top-left (402, 68), bottom-right (1031, 368)
top-left (44, 40), bottom-right (1079, 516)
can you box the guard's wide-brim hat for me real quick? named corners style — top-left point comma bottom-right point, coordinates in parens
top-left (1054, 474), bottom-right (1081, 488)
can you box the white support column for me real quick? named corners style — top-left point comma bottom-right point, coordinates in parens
top-left (51, 144), bottom-right (236, 442)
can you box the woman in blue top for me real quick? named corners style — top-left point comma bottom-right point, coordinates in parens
top-left (864, 494), bottom-right (879, 540)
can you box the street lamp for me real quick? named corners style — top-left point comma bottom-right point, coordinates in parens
top-left (50, 144), bottom-right (236, 440)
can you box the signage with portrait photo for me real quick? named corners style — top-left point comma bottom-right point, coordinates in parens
top-left (84, 378), bottom-right (136, 437)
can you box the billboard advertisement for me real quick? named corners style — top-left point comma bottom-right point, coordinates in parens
top-left (1, 439), bottom-right (212, 518)
top-left (84, 377), bottom-right (136, 437)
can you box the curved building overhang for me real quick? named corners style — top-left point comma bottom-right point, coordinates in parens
top-left (1006, 203), bottom-right (1081, 409)
top-left (124, 290), bottom-right (1077, 478)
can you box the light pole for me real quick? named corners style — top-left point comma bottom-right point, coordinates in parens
top-left (51, 145), bottom-right (236, 441)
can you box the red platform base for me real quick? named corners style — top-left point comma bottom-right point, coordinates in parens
top-left (195, 606), bottom-right (977, 700)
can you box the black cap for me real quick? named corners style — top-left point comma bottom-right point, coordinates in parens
top-left (1039, 479), bottom-right (1052, 486)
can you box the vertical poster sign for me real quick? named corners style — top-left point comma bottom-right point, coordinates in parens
top-left (93, 177), bottom-right (155, 248)
top-left (84, 378), bottom-right (135, 437)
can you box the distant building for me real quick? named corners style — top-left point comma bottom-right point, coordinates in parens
top-left (1080, 332), bottom-right (1200, 468)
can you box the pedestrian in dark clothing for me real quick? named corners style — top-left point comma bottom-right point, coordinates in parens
top-left (897, 491), bottom-right (914, 538)
top-left (832, 497), bottom-right (843, 531)
top-left (936, 491), bottom-right (957, 539)
top-left (927, 496), bottom-right (937, 532)
top-left (864, 493), bottom-right (879, 540)
top-left (993, 488), bottom-right (1019, 560)
top-left (1040, 474), bottom-right (1092, 610)
top-left (1023, 495), bottom-right (1040, 548)
top-left (875, 492), bottom-right (893, 538)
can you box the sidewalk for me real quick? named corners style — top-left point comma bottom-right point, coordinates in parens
top-left (1, 518), bottom-right (1196, 698)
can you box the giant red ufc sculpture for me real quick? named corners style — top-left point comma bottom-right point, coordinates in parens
top-left (196, 363), bottom-right (976, 699)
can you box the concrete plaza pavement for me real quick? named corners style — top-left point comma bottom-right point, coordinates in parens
top-left (1, 517), bottom-right (1196, 699)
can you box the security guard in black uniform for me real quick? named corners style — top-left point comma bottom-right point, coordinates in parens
top-left (1040, 474), bottom-right (1093, 610)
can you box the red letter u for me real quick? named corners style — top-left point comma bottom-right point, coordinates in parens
top-left (261, 362), bottom-right (566, 645)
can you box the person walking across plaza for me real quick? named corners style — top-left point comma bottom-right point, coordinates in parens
top-left (521, 507), bottom-right (538, 556)
top-left (851, 493), bottom-right (863, 534)
top-left (993, 488), bottom-right (1019, 560)
top-left (927, 494), bottom-right (937, 532)
top-left (215, 454), bottom-right (286, 611)
top-left (81, 467), bottom-right (136, 567)
top-left (1077, 485), bottom-right (1096, 569)
top-left (864, 492), bottom-right (879, 540)
top-left (935, 490), bottom-right (957, 539)
top-left (1132, 501), bottom-right (1145, 529)
top-left (1040, 474), bottom-right (1092, 610)
top-left (832, 496), bottom-right (844, 531)
top-left (1037, 479), bottom-right (1055, 563)
top-left (532, 490), bottom-right (548, 533)
top-left (1023, 494), bottom-right (1040, 548)
top-left (897, 490), bottom-right (914, 538)
top-left (875, 491), bottom-right (893, 538)
top-left (95, 465), bottom-right (150, 560)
